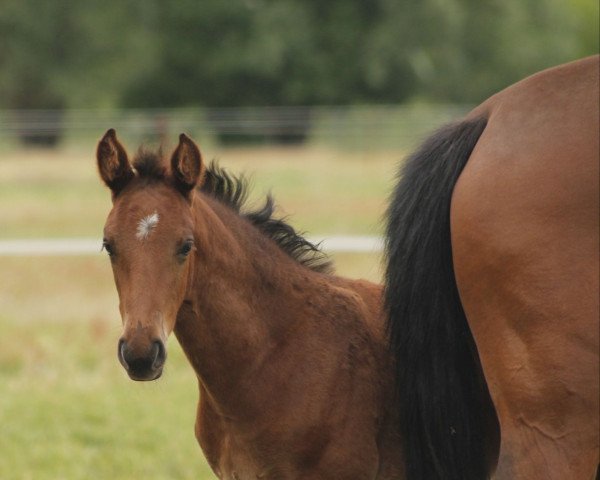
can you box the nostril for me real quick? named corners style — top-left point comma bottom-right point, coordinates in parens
top-left (152, 340), bottom-right (166, 368)
top-left (118, 338), bottom-right (129, 370)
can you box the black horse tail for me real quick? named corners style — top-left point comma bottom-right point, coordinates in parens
top-left (385, 117), bottom-right (496, 480)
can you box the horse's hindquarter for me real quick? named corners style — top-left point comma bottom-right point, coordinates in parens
top-left (451, 56), bottom-right (599, 479)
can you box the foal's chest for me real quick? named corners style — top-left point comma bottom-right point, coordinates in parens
top-left (200, 430), bottom-right (292, 480)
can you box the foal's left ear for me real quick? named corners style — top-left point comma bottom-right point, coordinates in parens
top-left (170, 133), bottom-right (205, 198)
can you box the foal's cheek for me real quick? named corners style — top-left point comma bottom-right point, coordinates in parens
top-left (110, 264), bottom-right (131, 327)
top-left (165, 264), bottom-right (191, 333)
top-left (179, 256), bottom-right (194, 296)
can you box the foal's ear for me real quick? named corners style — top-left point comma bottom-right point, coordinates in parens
top-left (170, 133), bottom-right (205, 198)
top-left (96, 129), bottom-right (134, 197)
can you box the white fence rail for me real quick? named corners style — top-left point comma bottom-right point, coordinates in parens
top-left (0, 236), bottom-right (384, 256)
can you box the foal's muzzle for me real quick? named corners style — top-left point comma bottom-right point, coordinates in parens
top-left (118, 338), bottom-right (166, 381)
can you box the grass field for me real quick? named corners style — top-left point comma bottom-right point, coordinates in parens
top-left (0, 144), bottom-right (401, 479)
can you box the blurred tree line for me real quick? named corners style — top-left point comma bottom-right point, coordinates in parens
top-left (0, 0), bottom-right (596, 144)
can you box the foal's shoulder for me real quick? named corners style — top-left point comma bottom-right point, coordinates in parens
top-left (325, 277), bottom-right (385, 338)
top-left (344, 278), bottom-right (383, 312)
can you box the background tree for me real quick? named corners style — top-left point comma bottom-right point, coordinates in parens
top-left (0, 0), bottom-right (153, 144)
top-left (0, 0), bottom-right (596, 144)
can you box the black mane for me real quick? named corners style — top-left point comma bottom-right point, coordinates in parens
top-left (201, 161), bottom-right (333, 274)
top-left (132, 151), bottom-right (332, 274)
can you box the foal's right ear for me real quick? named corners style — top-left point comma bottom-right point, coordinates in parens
top-left (170, 133), bottom-right (205, 199)
top-left (96, 129), bottom-right (134, 197)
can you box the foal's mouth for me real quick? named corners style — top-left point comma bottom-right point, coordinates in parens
top-left (126, 367), bottom-right (164, 382)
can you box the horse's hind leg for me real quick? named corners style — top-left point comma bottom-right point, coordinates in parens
top-left (490, 405), bottom-right (599, 479)
top-left (452, 202), bottom-right (600, 480)
top-left (452, 157), bottom-right (599, 479)
top-left (451, 119), bottom-right (598, 478)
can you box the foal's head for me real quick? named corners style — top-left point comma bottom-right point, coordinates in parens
top-left (97, 129), bottom-right (204, 381)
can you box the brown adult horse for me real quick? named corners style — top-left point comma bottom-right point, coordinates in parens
top-left (385, 55), bottom-right (598, 480)
top-left (97, 56), bottom-right (598, 479)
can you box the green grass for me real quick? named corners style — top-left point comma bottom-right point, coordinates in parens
top-left (0, 256), bottom-right (209, 479)
top-left (0, 334), bottom-right (212, 480)
top-left (0, 145), bottom-right (391, 479)
top-left (0, 253), bottom-right (381, 480)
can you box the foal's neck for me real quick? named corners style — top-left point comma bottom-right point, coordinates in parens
top-left (173, 195), bottom-right (332, 415)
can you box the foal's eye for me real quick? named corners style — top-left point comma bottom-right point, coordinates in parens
top-left (102, 239), bottom-right (115, 257)
top-left (177, 240), bottom-right (194, 258)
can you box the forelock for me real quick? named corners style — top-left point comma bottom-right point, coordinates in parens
top-left (132, 148), bottom-right (167, 180)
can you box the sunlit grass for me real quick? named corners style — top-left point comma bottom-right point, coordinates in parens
top-left (0, 322), bottom-right (212, 480)
top-left (0, 255), bottom-right (211, 479)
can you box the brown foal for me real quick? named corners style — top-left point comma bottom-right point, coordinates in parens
top-left (97, 132), bottom-right (401, 479)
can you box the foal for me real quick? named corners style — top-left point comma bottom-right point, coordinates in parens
top-left (97, 131), bottom-right (401, 479)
